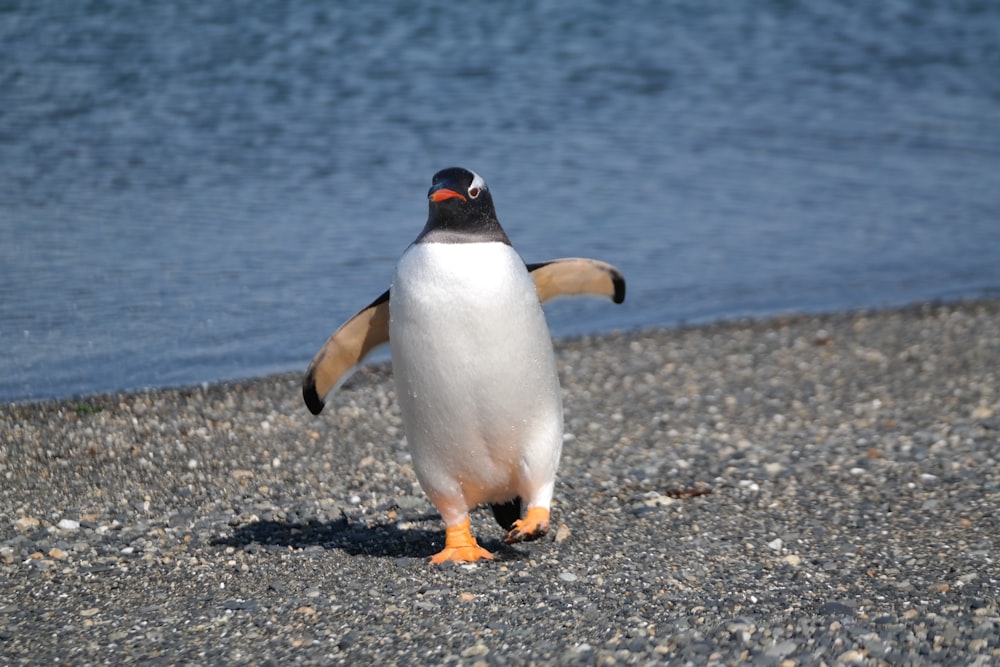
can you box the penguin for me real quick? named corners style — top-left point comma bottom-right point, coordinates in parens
top-left (303, 167), bottom-right (625, 563)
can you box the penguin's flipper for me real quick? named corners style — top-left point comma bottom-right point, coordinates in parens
top-left (527, 258), bottom-right (626, 304)
top-left (302, 290), bottom-right (390, 415)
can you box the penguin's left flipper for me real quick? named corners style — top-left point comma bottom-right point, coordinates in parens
top-left (527, 258), bottom-right (626, 304)
top-left (302, 290), bottom-right (390, 415)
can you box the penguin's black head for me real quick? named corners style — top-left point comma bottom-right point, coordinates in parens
top-left (417, 167), bottom-right (510, 244)
top-left (428, 167), bottom-right (489, 206)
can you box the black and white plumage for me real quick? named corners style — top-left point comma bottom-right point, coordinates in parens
top-left (303, 167), bottom-right (625, 563)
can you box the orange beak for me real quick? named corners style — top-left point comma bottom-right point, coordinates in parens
top-left (429, 188), bottom-right (467, 203)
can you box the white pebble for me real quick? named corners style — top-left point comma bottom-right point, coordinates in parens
top-left (764, 462), bottom-right (785, 476)
top-left (559, 571), bottom-right (578, 582)
top-left (767, 538), bottom-right (783, 551)
top-left (57, 519), bottom-right (80, 532)
top-left (188, 459), bottom-right (198, 469)
top-left (272, 457), bottom-right (281, 468)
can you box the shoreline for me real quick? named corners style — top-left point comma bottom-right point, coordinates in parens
top-left (4, 296), bottom-right (995, 410)
top-left (2, 299), bottom-right (999, 664)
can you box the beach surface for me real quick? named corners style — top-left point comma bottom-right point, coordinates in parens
top-left (2, 301), bottom-right (998, 665)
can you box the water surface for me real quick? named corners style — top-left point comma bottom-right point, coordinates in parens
top-left (2, 1), bottom-right (999, 401)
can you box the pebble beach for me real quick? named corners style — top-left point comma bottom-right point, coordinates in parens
top-left (2, 300), bottom-right (998, 665)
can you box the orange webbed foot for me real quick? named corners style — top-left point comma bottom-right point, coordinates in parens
top-left (504, 506), bottom-right (550, 544)
top-left (430, 517), bottom-right (494, 564)
top-left (430, 544), bottom-right (494, 564)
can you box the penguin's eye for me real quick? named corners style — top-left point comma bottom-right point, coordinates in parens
top-left (468, 186), bottom-right (481, 199)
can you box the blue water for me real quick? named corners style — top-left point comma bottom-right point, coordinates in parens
top-left (2, 1), bottom-right (999, 402)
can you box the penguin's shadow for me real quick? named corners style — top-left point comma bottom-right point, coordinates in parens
top-left (212, 513), bottom-right (528, 561)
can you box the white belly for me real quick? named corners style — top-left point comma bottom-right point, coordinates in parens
top-left (389, 242), bottom-right (563, 522)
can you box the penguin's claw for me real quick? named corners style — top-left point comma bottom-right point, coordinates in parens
top-left (430, 517), bottom-right (494, 564)
top-left (504, 506), bottom-right (550, 544)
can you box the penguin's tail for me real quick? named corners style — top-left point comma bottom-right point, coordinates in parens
top-left (489, 497), bottom-right (522, 531)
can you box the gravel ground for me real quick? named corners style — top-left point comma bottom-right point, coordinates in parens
top-left (2, 300), bottom-right (999, 666)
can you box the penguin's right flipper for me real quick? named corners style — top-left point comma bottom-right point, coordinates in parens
top-left (302, 290), bottom-right (390, 415)
top-left (527, 258), bottom-right (626, 304)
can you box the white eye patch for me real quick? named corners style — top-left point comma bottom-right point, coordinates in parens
top-left (468, 171), bottom-right (487, 198)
